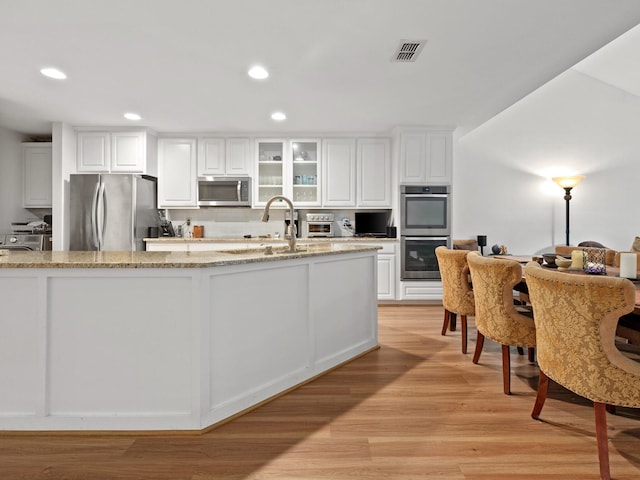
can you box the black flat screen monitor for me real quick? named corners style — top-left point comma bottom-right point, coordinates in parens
top-left (355, 212), bottom-right (388, 237)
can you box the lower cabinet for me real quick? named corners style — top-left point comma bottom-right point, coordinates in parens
top-left (400, 280), bottom-right (443, 301)
top-left (145, 239), bottom-right (399, 300)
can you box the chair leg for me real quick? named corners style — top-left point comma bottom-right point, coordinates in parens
top-left (605, 404), bottom-right (616, 415)
top-left (531, 369), bottom-right (549, 419)
top-left (461, 315), bottom-right (468, 354)
top-left (517, 346), bottom-right (524, 355)
top-left (441, 309), bottom-right (450, 336)
top-left (449, 312), bottom-right (457, 331)
top-left (502, 344), bottom-right (511, 395)
top-left (528, 347), bottom-right (535, 363)
top-left (472, 332), bottom-right (484, 364)
top-left (594, 402), bottom-right (611, 480)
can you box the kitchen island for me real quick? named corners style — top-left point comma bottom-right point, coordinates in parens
top-left (0, 244), bottom-right (379, 431)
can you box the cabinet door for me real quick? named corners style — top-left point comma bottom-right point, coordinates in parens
top-left (291, 139), bottom-right (320, 206)
top-left (377, 254), bottom-right (396, 300)
top-left (426, 132), bottom-right (452, 184)
top-left (226, 138), bottom-right (251, 176)
top-left (198, 138), bottom-right (226, 176)
top-left (23, 143), bottom-right (52, 207)
top-left (322, 139), bottom-right (356, 207)
top-left (77, 132), bottom-right (110, 172)
top-left (158, 138), bottom-right (197, 207)
top-left (399, 132), bottom-right (426, 184)
top-left (111, 131), bottom-right (145, 172)
top-left (255, 139), bottom-right (286, 205)
top-left (357, 138), bottom-right (391, 207)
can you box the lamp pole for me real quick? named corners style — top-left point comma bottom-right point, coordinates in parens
top-left (562, 187), bottom-right (573, 246)
top-left (552, 175), bottom-right (585, 247)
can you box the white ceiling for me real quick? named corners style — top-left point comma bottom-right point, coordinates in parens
top-left (1, 0), bottom-right (640, 136)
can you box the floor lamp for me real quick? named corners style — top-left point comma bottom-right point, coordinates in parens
top-left (552, 175), bottom-right (585, 246)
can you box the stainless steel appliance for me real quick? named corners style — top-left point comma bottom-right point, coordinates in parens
top-left (305, 213), bottom-right (334, 237)
top-left (400, 185), bottom-right (450, 236)
top-left (0, 234), bottom-right (52, 251)
top-left (197, 176), bottom-right (251, 207)
top-left (401, 236), bottom-right (449, 280)
top-left (400, 185), bottom-right (451, 280)
top-left (69, 174), bottom-right (158, 251)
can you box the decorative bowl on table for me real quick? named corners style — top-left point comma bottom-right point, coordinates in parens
top-left (555, 256), bottom-right (572, 269)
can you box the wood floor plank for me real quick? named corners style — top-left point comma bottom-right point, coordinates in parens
top-left (1, 305), bottom-right (639, 479)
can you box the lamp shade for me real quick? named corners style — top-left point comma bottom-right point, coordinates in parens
top-left (552, 175), bottom-right (585, 189)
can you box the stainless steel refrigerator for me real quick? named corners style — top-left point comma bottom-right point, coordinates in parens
top-left (69, 174), bottom-right (158, 251)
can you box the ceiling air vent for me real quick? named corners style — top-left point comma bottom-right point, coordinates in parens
top-left (392, 40), bottom-right (427, 62)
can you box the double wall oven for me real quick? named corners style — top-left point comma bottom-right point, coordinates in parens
top-left (400, 185), bottom-right (451, 280)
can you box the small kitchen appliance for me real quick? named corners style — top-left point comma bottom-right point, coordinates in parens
top-left (305, 213), bottom-right (334, 237)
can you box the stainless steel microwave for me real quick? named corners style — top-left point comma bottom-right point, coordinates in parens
top-left (197, 177), bottom-right (251, 206)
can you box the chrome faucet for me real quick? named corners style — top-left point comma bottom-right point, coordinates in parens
top-left (261, 196), bottom-right (297, 252)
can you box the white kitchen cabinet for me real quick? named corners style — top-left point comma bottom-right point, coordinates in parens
top-left (76, 130), bottom-right (156, 174)
top-left (357, 138), bottom-right (391, 207)
top-left (400, 280), bottom-right (443, 301)
top-left (22, 142), bottom-right (52, 208)
top-left (322, 138), bottom-right (356, 207)
top-left (198, 137), bottom-right (251, 176)
top-left (158, 138), bottom-right (198, 207)
top-left (255, 138), bottom-right (320, 207)
top-left (398, 128), bottom-right (452, 185)
top-left (355, 242), bottom-right (397, 300)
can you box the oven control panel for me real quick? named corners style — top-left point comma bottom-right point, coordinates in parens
top-left (306, 213), bottom-right (334, 222)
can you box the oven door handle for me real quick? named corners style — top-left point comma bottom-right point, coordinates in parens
top-left (403, 236), bottom-right (449, 241)
top-left (402, 193), bottom-right (449, 198)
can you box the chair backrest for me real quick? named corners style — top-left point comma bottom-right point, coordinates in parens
top-left (435, 246), bottom-right (474, 316)
top-left (466, 252), bottom-right (536, 348)
top-left (524, 261), bottom-right (640, 407)
top-left (555, 245), bottom-right (617, 266)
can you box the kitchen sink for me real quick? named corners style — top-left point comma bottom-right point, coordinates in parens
top-left (220, 245), bottom-right (310, 255)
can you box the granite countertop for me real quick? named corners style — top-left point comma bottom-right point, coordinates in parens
top-left (144, 236), bottom-right (398, 243)
top-left (0, 243), bottom-right (381, 269)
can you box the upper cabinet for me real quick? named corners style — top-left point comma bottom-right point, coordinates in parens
top-left (76, 130), bottom-right (157, 175)
top-left (322, 138), bottom-right (356, 207)
top-left (157, 138), bottom-right (198, 208)
top-left (357, 138), bottom-right (391, 207)
top-left (398, 128), bottom-right (452, 185)
top-left (198, 137), bottom-right (251, 176)
top-left (23, 142), bottom-right (52, 208)
top-left (322, 137), bottom-right (391, 208)
top-left (254, 138), bottom-right (320, 207)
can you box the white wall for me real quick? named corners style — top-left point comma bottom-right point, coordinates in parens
top-left (452, 68), bottom-right (640, 254)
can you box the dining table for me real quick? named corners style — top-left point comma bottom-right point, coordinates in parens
top-left (493, 254), bottom-right (640, 317)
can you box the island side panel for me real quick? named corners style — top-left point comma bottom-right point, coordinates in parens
top-left (311, 255), bottom-right (378, 369)
top-left (46, 275), bottom-right (194, 419)
top-left (206, 263), bottom-right (311, 424)
top-left (0, 276), bottom-right (41, 415)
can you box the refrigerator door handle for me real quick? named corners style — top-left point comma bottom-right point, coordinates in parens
top-left (91, 182), bottom-right (100, 249)
top-left (96, 182), bottom-right (106, 249)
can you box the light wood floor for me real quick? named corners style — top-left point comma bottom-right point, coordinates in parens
top-left (2, 305), bottom-right (640, 479)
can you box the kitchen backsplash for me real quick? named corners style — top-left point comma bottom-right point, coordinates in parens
top-left (166, 208), bottom-right (390, 238)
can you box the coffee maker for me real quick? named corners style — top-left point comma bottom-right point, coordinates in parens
top-left (284, 210), bottom-right (300, 238)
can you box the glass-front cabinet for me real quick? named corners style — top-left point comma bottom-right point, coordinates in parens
top-left (255, 138), bottom-right (320, 207)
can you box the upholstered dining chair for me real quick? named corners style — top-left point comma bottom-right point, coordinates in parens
top-left (466, 251), bottom-right (536, 395)
top-left (524, 261), bottom-right (640, 480)
top-left (435, 246), bottom-right (475, 353)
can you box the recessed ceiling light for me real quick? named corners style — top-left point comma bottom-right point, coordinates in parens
top-left (40, 67), bottom-right (67, 80)
top-left (248, 65), bottom-right (269, 80)
top-left (124, 112), bottom-right (142, 121)
top-left (271, 112), bottom-right (286, 121)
